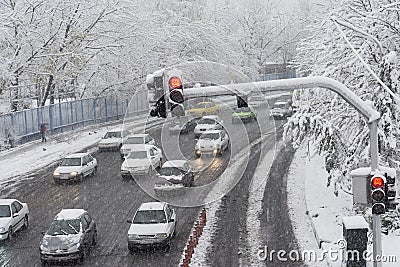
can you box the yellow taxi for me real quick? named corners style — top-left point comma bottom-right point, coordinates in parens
top-left (188, 101), bottom-right (220, 117)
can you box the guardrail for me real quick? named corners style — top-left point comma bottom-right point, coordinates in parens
top-left (0, 91), bottom-right (149, 147)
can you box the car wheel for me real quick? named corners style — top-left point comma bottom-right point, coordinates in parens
top-left (158, 160), bottom-right (162, 169)
top-left (23, 215), bottom-right (29, 229)
top-left (92, 231), bottom-right (97, 246)
top-left (40, 259), bottom-right (48, 266)
top-left (7, 226), bottom-right (13, 240)
top-left (79, 174), bottom-right (84, 183)
top-left (79, 247), bottom-right (87, 264)
top-left (128, 246), bottom-right (137, 253)
top-left (163, 239), bottom-right (171, 252)
top-left (148, 167), bottom-right (153, 177)
top-left (54, 178), bottom-right (60, 185)
top-left (92, 166), bottom-right (97, 176)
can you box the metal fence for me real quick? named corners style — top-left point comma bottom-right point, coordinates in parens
top-left (0, 91), bottom-right (149, 145)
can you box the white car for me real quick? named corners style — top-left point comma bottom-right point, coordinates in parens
top-left (121, 145), bottom-right (163, 178)
top-left (53, 153), bottom-right (98, 183)
top-left (195, 130), bottom-right (230, 157)
top-left (127, 202), bottom-right (176, 251)
top-left (39, 209), bottom-right (97, 264)
top-left (0, 199), bottom-right (29, 241)
top-left (98, 128), bottom-right (130, 151)
top-left (120, 134), bottom-right (155, 158)
top-left (194, 115), bottom-right (223, 138)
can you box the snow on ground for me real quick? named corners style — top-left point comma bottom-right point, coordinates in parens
top-left (287, 140), bottom-right (400, 267)
top-left (0, 115), bottom-right (160, 188)
top-left (244, 140), bottom-right (277, 266)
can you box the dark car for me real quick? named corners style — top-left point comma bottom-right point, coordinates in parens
top-left (168, 116), bottom-right (197, 135)
top-left (40, 209), bottom-right (97, 264)
top-left (154, 160), bottom-right (195, 192)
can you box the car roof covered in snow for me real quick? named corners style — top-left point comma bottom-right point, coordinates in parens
top-left (138, 202), bottom-right (166, 211)
top-left (65, 153), bottom-right (88, 158)
top-left (162, 160), bottom-right (188, 168)
top-left (55, 209), bottom-right (86, 220)
top-left (0, 199), bottom-right (19, 205)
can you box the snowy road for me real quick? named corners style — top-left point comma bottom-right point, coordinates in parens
top-left (0, 102), bottom-right (283, 266)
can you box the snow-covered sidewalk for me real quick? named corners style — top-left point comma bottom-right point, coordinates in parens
top-left (287, 141), bottom-right (400, 266)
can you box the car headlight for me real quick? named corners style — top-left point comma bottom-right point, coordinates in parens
top-left (70, 171), bottom-right (78, 176)
top-left (40, 244), bottom-right (49, 252)
top-left (128, 234), bottom-right (139, 239)
top-left (0, 227), bottom-right (6, 234)
top-left (156, 233), bottom-right (167, 238)
top-left (138, 166), bottom-right (147, 170)
top-left (53, 171), bottom-right (60, 176)
top-left (67, 243), bottom-right (80, 252)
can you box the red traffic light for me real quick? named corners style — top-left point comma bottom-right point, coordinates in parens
top-left (371, 176), bottom-right (384, 188)
top-left (169, 77), bottom-right (182, 90)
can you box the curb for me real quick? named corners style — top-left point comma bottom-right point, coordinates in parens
top-left (180, 208), bottom-right (207, 267)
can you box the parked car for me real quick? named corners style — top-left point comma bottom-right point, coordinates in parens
top-left (120, 134), bottom-right (155, 158)
top-left (0, 199), bottom-right (29, 241)
top-left (154, 160), bottom-right (195, 192)
top-left (188, 101), bottom-right (220, 117)
top-left (120, 145), bottom-right (163, 178)
top-left (40, 209), bottom-right (97, 264)
top-left (53, 153), bottom-right (97, 184)
top-left (195, 130), bottom-right (229, 157)
top-left (231, 107), bottom-right (257, 123)
top-left (127, 202), bottom-right (176, 251)
top-left (269, 101), bottom-right (293, 119)
top-left (168, 116), bottom-right (196, 135)
top-left (98, 128), bottom-right (130, 151)
top-left (194, 115), bottom-right (223, 138)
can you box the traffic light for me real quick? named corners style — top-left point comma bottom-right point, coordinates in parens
top-left (150, 95), bottom-right (167, 118)
top-left (167, 70), bottom-right (185, 117)
top-left (237, 95), bottom-right (248, 108)
top-left (385, 172), bottom-right (398, 210)
top-left (370, 175), bottom-right (386, 215)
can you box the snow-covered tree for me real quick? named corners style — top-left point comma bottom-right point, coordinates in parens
top-left (289, 0), bottom-right (400, 229)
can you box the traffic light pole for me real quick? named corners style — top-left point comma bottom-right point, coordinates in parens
top-left (370, 120), bottom-right (382, 267)
top-left (183, 76), bottom-right (383, 266)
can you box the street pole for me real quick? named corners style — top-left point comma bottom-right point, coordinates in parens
top-left (369, 120), bottom-right (382, 267)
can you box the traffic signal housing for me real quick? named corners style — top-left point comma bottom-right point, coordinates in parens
top-left (167, 70), bottom-right (185, 117)
top-left (150, 95), bottom-right (167, 118)
top-left (385, 172), bottom-right (398, 210)
top-left (237, 95), bottom-right (248, 108)
top-left (370, 175), bottom-right (386, 215)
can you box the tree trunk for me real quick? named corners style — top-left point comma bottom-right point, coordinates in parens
top-left (41, 75), bottom-right (54, 106)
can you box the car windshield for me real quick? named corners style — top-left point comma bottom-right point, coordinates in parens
top-left (159, 167), bottom-right (184, 176)
top-left (104, 131), bottom-right (121, 139)
top-left (234, 107), bottom-right (251, 112)
top-left (60, 158), bottom-right (81, 166)
top-left (197, 118), bottom-right (216, 125)
top-left (273, 103), bottom-right (287, 109)
top-left (125, 137), bottom-right (144, 144)
top-left (200, 133), bottom-right (220, 140)
top-left (46, 219), bottom-right (81, 236)
top-left (127, 151), bottom-right (148, 159)
top-left (0, 205), bottom-right (11, 218)
top-left (133, 210), bottom-right (167, 224)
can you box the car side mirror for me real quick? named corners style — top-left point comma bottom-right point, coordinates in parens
top-left (169, 218), bottom-right (175, 222)
top-left (13, 213), bottom-right (19, 218)
top-left (85, 229), bottom-right (92, 233)
top-left (41, 231), bottom-right (46, 235)
top-left (127, 219), bottom-right (132, 224)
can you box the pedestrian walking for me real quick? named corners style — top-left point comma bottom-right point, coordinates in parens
top-left (40, 123), bottom-right (47, 142)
